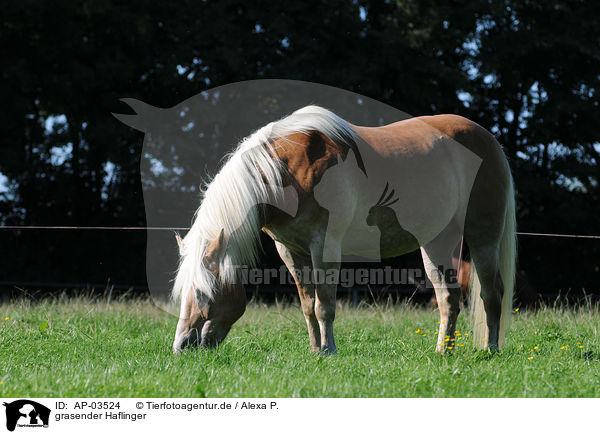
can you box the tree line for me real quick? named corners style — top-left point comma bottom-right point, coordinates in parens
top-left (1, 0), bottom-right (599, 297)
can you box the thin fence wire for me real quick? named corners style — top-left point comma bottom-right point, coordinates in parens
top-left (0, 225), bottom-right (599, 239)
top-left (0, 224), bottom-right (597, 296)
top-left (0, 226), bottom-right (188, 231)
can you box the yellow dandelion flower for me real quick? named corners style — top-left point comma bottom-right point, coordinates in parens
top-left (3, 318), bottom-right (8, 321)
top-left (515, 308), bottom-right (519, 312)
top-left (534, 346), bottom-right (539, 350)
top-left (578, 345), bottom-right (583, 349)
top-left (577, 342), bottom-right (581, 345)
top-left (422, 334), bottom-right (427, 337)
top-left (528, 356), bottom-right (534, 360)
top-left (415, 329), bottom-right (421, 334)
top-left (560, 346), bottom-right (565, 350)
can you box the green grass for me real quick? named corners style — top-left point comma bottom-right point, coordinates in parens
top-left (1, 296), bottom-right (599, 397)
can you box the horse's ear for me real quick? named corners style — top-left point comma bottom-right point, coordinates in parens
top-left (202, 229), bottom-right (227, 273)
top-left (175, 233), bottom-right (184, 255)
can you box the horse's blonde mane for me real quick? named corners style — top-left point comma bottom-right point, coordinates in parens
top-left (172, 105), bottom-right (357, 302)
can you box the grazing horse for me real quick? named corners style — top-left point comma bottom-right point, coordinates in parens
top-left (172, 105), bottom-right (516, 354)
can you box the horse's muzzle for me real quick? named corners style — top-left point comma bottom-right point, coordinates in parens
top-left (173, 320), bottom-right (230, 353)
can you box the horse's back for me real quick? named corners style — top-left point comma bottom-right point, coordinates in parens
top-left (353, 114), bottom-right (512, 213)
top-left (418, 114), bottom-right (509, 170)
top-left (353, 114), bottom-right (505, 164)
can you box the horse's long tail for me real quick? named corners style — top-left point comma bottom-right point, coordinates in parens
top-left (470, 175), bottom-right (517, 349)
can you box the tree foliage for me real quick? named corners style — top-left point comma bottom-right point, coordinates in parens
top-left (1, 0), bottom-right (598, 295)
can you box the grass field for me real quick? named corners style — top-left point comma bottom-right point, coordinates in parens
top-left (1, 296), bottom-right (599, 397)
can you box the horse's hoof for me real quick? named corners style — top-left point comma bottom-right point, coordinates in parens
top-left (319, 346), bottom-right (337, 355)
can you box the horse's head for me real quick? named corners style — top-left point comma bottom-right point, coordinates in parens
top-left (172, 230), bottom-right (246, 353)
top-left (366, 182), bottom-right (399, 226)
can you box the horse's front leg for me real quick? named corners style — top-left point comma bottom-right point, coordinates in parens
top-left (274, 241), bottom-right (321, 352)
top-left (311, 242), bottom-right (341, 355)
top-left (315, 281), bottom-right (338, 354)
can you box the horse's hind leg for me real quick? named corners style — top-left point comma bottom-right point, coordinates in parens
top-left (275, 241), bottom-right (321, 352)
top-left (469, 244), bottom-right (503, 350)
top-left (421, 226), bottom-right (462, 352)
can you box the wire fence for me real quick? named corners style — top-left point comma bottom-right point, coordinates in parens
top-left (1, 225), bottom-right (598, 299)
top-left (1, 225), bottom-right (599, 238)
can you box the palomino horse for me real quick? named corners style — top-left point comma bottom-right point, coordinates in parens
top-left (172, 105), bottom-right (516, 354)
